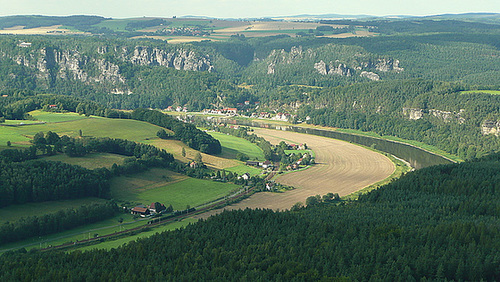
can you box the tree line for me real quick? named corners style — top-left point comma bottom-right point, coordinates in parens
top-left (0, 202), bottom-right (118, 245)
top-left (0, 131), bottom-right (176, 208)
top-left (0, 94), bottom-right (222, 155)
top-left (0, 153), bottom-right (499, 280)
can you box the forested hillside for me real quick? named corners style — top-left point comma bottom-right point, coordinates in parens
top-left (1, 154), bottom-right (498, 280)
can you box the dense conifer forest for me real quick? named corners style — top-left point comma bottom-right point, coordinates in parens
top-left (0, 154), bottom-right (498, 280)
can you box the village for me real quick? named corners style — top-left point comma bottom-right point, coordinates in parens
top-left (163, 100), bottom-right (300, 123)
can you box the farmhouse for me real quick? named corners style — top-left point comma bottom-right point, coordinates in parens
top-left (246, 160), bottom-right (260, 166)
top-left (239, 172), bottom-right (251, 180)
top-left (262, 160), bottom-right (273, 168)
top-left (131, 205), bottom-right (150, 216)
top-left (149, 202), bottom-right (166, 213)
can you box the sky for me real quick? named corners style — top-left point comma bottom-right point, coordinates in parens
top-left (1, 0), bottom-right (500, 19)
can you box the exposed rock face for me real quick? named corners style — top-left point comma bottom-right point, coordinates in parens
top-left (360, 71), bottom-right (380, 81)
top-left (403, 108), bottom-right (466, 123)
top-left (95, 59), bottom-right (126, 84)
top-left (127, 47), bottom-right (213, 72)
top-left (54, 49), bottom-right (89, 81)
top-left (313, 60), bottom-right (352, 76)
top-left (429, 109), bottom-right (466, 123)
top-left (266, 46), bottom-right (311, 74)
top-left (330, 63), bottom-right (352, 76)
top-left (375, 59), bottom-right (404, 72)
top-left (314, 60), bottom-right (328, 75)
top-left (314, 56), bottom-right (404, 78)
top-left (482, 120), bottom-right (500, 136)
top-left (267, 63), bottom-right (276, 74)
top-left (403, 108), bottom-right (424, 120)
top-left (9, 45), bottom-right (213, 87)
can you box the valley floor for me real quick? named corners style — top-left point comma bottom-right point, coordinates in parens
top-left (195, 127), bottom-right (395, 216)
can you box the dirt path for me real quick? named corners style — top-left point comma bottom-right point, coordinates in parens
top-left (193, 128), bottom-right (394, 219)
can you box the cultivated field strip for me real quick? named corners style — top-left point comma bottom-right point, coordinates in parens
top-left (197, 128), bottom-right (395, 215)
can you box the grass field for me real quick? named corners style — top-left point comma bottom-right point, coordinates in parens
top-left (114, 176), bottom-right (240, 210)
top-left (460, 90), bottom-right (500, 95)
top-left (208, 131), bottom-right (265, 161)
top-left (284, 149), bottom-right (314, 157)
top-left (44, 153), bottom-right (127, 169)
top-left (0, 111), bottom-right (165, 148)
top-left (74, 218), bottom-right (197, 252)
top-left (30, 110), bottom-right (89, 123)
top-left (0, 25), bottom-right (83, 35)
top-left (149, 139), bottom-right (241, 170)
top-left (0, 212), bottom-right (144, 253)
top-left (225, 164), bottom-right (263, 176)
top-left (0, 198), bottom-right (108, 225)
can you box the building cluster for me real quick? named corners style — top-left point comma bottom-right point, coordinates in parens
top-left (271, 112), bottom-right (293, 122)
top-left (202, 108), bottom-right (238, 115)
top-left (165, 106), bottom-right (188, 112)
top-left (130, 202), bottom-right (166, 217)
top-left (155, 27), bottom-right (209, 36)
top-left (245, 160), bottom-right (275, 169)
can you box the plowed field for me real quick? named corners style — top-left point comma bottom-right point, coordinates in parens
top-left (195, 128), bottom-right (394, 216)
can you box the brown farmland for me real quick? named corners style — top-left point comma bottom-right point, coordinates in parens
top-left (195, 128), bottom-right (394, 217)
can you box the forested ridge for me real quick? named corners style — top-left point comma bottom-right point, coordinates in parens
top-left (1, 29), bottom-right (500, 159)
top-left (0, 154), bottom-right (499, 280)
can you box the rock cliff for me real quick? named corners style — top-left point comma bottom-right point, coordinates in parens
top-left (314, 60), bottom-right (352, 76)
top-left (481, 120), bottom-right (500, 136)
top-left (403, 108), bottom-right (466, 123)
top-left (8, 44), bottom-right (213, 86)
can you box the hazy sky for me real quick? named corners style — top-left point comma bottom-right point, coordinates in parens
top-left (1, 0), bottom-right (500, 18)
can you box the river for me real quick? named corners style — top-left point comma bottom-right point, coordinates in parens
top-left (221, 119), bottom-right (453, 169)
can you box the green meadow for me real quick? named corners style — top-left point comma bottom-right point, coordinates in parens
top-left (30, 110), bottom-right (89, 123)
top-left (74, 218), bottom-right (197, 252)
top-left (43, 153), bottom-right (127, 169)
top-left (0, 198), bottom-right (108, 225)
top-left (225, 164), bottom-right (263, 176)
top-left (460, 90), bottom-right (500, 95)
top-left (0, 213), bottom-right (144, 253)
top-left (0, 111), bottom-right (164, 147)
top-left (0, 111), bottom-right (248, 250)
top-left (208, 131), bottom-right (265, 161)
top-left (114, 177), bottom-right (240, 210)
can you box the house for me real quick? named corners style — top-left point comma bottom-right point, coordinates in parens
top-left (131, 205), bottom-right (150, 217)
top-left (49, 104), bottom-right (58, 109)
top-left (224, 108), bottom-right (237, 114)
top-left (19, 42), bottom-right (32, 48)
top-left (262, 160), bottom-right (273, 168)
top-left (190, 161), bottom-right (198, 168)
top-left (265, 182), bottom-right (274, 190)
top-left (149, 202), bottom-right (165, 213)
top-left (246, 161), bottom-right (260, 166)
top-left (240, 173), bottom-right (251, 180)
